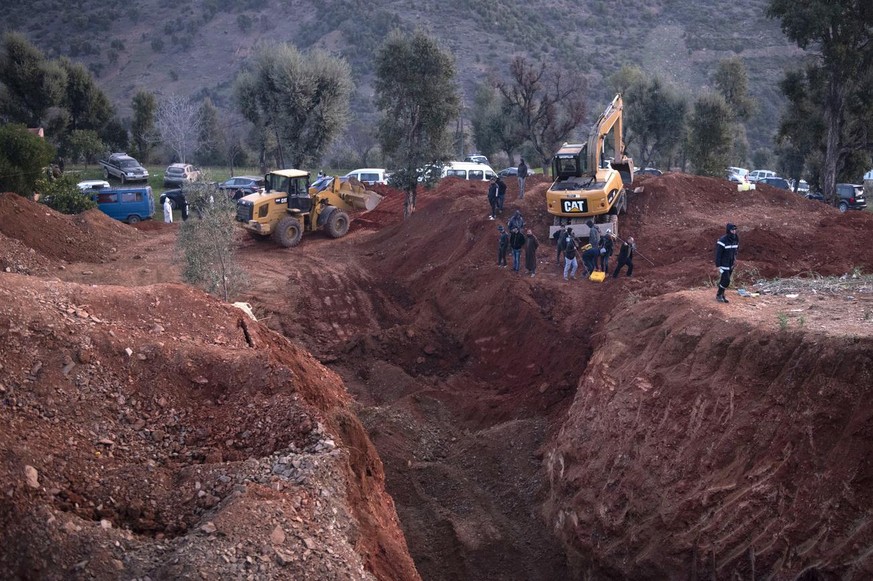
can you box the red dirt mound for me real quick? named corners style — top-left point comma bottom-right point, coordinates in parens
top-left (0, 275), bottom-right (419, 580)
top-left (0, 193), bottom-right (141, 264)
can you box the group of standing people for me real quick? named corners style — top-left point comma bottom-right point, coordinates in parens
top-left (496, 209), bottom-right (540, 276)
top-left (554, 220), bottom-right (634, 281)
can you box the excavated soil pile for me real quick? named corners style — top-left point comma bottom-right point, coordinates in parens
top-left (0, 274), bottom-right (417, 580)
top-left (0, 192), bottom-right (140, 264)
top-left (4, 173), bottom-right (873, 580)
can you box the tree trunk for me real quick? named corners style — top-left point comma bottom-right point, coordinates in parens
top-left (822, 74), bottom-right (845, 206)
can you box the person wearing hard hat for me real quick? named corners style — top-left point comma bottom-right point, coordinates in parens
top-left (715, 223), bottom-right (739, 303)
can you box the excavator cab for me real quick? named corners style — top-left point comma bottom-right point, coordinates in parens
top-left (552, 143), bottom-right (589, 180)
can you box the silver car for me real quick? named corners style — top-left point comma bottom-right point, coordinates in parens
top-left (164, 163), bottom-right (201, 187)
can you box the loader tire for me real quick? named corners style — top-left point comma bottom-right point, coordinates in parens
top-left (274, 217), bottom-right (302, 248)
top-left (326, 210), bottom-right (350, 238)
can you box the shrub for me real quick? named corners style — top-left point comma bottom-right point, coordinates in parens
top-left (37, 175), bottom-right (96, 214)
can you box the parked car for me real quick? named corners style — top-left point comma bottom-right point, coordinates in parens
top-left (163, 163), bottom-right (201, 187)
top-left (343, 168), bottom-right (388, 185)
top-left (726, 167), bottom-right (749, 183)
top-left (636, 167), bottom-right (663, 176)
top-left (748, 169), bottom-right (776, 183)
top-left (795, 179), bottom-right (810, 195)
top-left (758, 176), bottom-right (791, 190)
top-left (99, 153), bottom-right (149, 183)
top-left (159, 189), bottom-right (187, 210)
top-left (77, 179), bottom-right (111, 191)
top-left (836, 183), bottom-right (867, 212)
top-left (497, 166), bottom-right (537, 178)
top-left (464, 154), bottom-right (489, 165)
top-left (806, 191), bottom-right (825, 202)
top-left (218, 175), bottom-right (265, 200)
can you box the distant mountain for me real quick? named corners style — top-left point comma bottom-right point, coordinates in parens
top-left (4, 0), bottom-right (805, 153)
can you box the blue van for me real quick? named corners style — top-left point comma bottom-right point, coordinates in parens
top-left (91, 187), bottom-right (154, 223)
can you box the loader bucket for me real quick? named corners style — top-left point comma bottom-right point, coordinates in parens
top-left (340, 189), bottom-right (384, 211)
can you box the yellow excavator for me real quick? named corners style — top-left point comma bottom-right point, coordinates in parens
top-left (545, 94), bottom-right (633, 238)
top-left (235, 169), bottom-right (383, 247)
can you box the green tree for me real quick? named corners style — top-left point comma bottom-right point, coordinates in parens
top-left (497, 57), bottom-right (587, 175)
top-left (195, 98), bottom-right (225, 165)
top-left (37, 174), bottom-right (96, 214)
top-left (59, 58), bottom-right (114, 131)
top-left (470, 83), bottom-right (526, 164)
top-left (0, 124), bottom-right (55, 196)
top-left (712, 57), bottom-right (755, 121)
top-left (768, 0), bottom-right (873, 204)
top-left (374, 30), bottom-right (460, 216)
top-left (65, 129), bottom-right (105, 165)
top-left (131, 90), bottom-right (157, 162)
top-left (687, 93), bottom-right (733, 177)
top-left (177, 180), bottom-right (246, 302)
top-left (0, 32), bottom-right (66, 127)
top-left (614, 68), bottom-right (689, 169)
top-left (100, 117), bottom-right (129, 153)
top-left (775, 65), bottom-right (825, 189)
top-left (235, 43), bottom-right (353, 169)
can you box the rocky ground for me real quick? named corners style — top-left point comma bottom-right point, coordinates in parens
top-left (1, 172), bottom-right (873, 580)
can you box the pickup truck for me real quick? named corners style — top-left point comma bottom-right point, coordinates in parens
top-left (99, 153), bottom-right (149, 184)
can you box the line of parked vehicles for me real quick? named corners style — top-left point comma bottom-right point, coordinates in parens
top-left (77, 151), bottom-right (538, 224)
top-left (726, 166), bottom-right (867, 212)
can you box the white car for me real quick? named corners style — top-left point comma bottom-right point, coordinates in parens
top-left (726, 167), bottom-right (749, 182)
top-left (77, 179), bottom-right (111, 191)
top-left (748, 169), bottom-right (776, 183)
top-left (343, 168), bottom-right (388, 185)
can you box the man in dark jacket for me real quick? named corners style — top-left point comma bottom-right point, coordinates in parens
top-left (555, 225), bottom-right (568, 264)
top-left (563, 231), bottom-right (579, 280)
top-left (507, 209), bottom-right (525, 232)
top-left (587, 219), bottom-right (600, 250)
top-left (496, 175), bottom-right (507, 214)
top-left (600, 229), bottom-right (615, 272)
top-left (509, 228), bottom-right (526, 272)
top-left (517, 158), bottom-right (529, 199)
top-left (715, 223), bottom-right (739, 303)
top-left (487, 177), bottom-right (499, 220)
top-left (497, 225), bottom-right (509, 267)
top-left (612, 236), bottom-right (635, 278)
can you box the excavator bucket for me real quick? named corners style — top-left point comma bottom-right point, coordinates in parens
top-left (612, 159), bottom-right (634, 187)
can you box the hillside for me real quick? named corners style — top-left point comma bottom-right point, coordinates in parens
top-left (4, 0), bottom-right (803, 151)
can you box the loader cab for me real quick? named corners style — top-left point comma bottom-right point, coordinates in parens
top-left (266, 169), bottom-right (312, 213)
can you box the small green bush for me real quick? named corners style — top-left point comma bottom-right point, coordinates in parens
top-left (37, 175), bottom-right (96, 214)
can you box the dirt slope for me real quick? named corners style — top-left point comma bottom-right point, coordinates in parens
top-left (0, 268), bottom-right (418, 576)
top-left (546, 289), bottom-right (873, 579)
top-left (3, 172), bottom-right (873, 580)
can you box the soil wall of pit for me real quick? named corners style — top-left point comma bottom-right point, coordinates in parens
top-left (546, 290), bottom-right (873, 579)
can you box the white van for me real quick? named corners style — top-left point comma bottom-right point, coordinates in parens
top-left (748, 169), bottom-right (776, 183)
top-left (343, 168), bottom-right (387, 185)
top-left (441, 161), bottom-right (496, 181)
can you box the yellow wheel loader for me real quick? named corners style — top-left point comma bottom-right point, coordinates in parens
top-left (545, 94), bottom-right (634, 239)
top-left (235, 169), bottom-right (383, 248)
